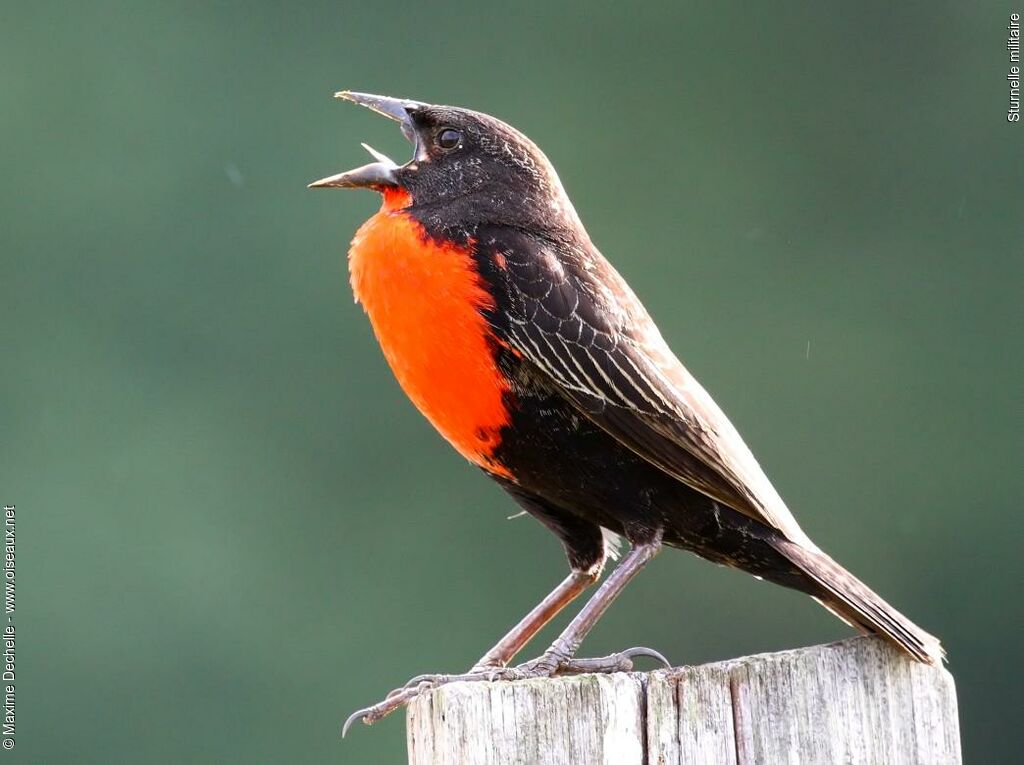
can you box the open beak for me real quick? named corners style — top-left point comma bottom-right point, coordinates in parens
top-left (308, 91), bottom-right (425, 190)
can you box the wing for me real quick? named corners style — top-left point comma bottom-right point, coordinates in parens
top-left (480, 230), bottom-right (815, 548)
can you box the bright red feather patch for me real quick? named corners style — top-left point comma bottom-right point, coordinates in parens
top-left (347, 190), bottom-right (513, 478)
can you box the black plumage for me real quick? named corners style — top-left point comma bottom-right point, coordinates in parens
top-left (395, 105), bottom-right (941, 665)
top-left (311, 92), bottom-right (942, 733)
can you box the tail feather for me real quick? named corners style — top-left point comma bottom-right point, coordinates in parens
top-left (773, 538), bottom-right (944, 665)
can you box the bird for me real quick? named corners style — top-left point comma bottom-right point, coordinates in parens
top-left (309, 92), bottom-right (943, 735)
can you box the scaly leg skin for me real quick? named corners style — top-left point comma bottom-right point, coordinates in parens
top-left (342, 535), bottom-right (665, 736)
top-left (342, 568), bottom-right (594, 738)
top-left (386, 566), bottom-right (598, 696)
top-left (471, 568), bottom-right (598, 671)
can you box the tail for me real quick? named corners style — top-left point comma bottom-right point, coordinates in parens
top-left (772, 538), bottom-right (945, 665)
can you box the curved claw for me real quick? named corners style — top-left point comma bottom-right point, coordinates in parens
top-left (345, 668), bottom-right (519, 737)
top-left (620, 645), bottom-right (671, 669)
top-left (341, 684), bottom-right (427, 737)
top-left (341, 706), bottom-right (372, 738)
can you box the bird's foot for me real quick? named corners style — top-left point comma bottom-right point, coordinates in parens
top-left (342, 666), bottom-right (513, 737)
top-left (529, 645), bottom-right (671, 676)
top-left (341, 646), bottom-right (669, 736)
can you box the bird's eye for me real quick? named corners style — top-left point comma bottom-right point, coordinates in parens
top-left (436, 128), bottom-right (462, 150)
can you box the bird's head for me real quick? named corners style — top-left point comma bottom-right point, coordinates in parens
top-left (310, 92), bottom-right (583, 238)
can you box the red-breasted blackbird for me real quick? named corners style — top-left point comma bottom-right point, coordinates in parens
top-left (310, 92), bottom-right (942, 734)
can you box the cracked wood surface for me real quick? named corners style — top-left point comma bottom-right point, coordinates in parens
top-left (406, 636), bottom-right (961, 764)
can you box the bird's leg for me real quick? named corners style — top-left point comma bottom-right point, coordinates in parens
top-left (513, 531), bottom-right (664, 677)
top-left (343, 536), bottom-right (667, 735)
top-left (394, 567), bottom-right (598, 691)
top-left (469, 568), bottom-right (598, 672)
top-left (342, 568), bottom-right (597, 736)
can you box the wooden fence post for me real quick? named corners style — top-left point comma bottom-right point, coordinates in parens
top-left (406, 636), bottom-right (961, 764)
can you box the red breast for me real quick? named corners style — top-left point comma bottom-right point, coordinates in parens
top-left (348, 189), bottom-right (513, 478)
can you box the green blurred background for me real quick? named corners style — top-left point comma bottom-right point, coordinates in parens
top-left (3, 1), bottom-right (1020, 762)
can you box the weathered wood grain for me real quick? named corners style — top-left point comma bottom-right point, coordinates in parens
top-left (407, 673), bottom-right (644, 765)
top-left (406, 636), bottom-right (961, 765)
